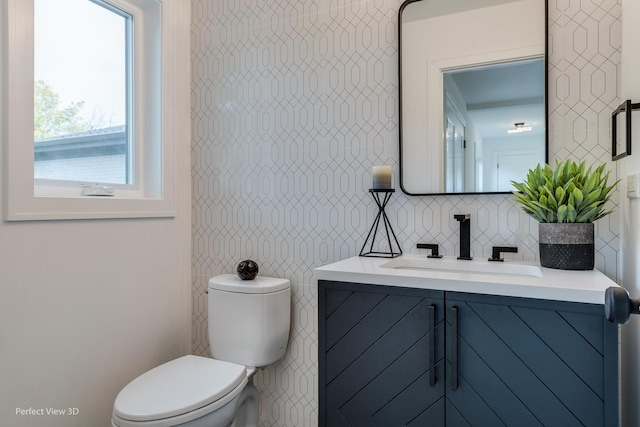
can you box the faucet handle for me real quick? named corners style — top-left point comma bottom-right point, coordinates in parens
top-left (417, 243), bottom-right (443, 258)
top-left (454, 214), bottom-right (470, 222)
top-left (489, 246), bottom-right (518, 262)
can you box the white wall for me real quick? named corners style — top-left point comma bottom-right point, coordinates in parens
top-left (0, 219), bottom-right (192, 427)
top-left (618, 0), bottom-right (640, 424)
top-left (0, 6), bottom-right (192, 427)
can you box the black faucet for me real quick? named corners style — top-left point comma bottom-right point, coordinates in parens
top-left (454, 214), bottom-right (472, 260)
top-left (417, 243), bottom-right (443, 258)
top-left (489, 246), bottom-right (518, 262)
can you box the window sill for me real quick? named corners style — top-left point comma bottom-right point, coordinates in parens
top-left (6, 196), bottom-right (175, 221)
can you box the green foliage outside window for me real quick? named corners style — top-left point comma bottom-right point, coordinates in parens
top-left (34, 79), bottom-right (88, 140)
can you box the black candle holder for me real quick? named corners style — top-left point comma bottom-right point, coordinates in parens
top-left (359, 189), bottom-right (402, 258)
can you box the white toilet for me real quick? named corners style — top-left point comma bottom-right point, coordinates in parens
top-left (111, 274), bottom-right (291, 427)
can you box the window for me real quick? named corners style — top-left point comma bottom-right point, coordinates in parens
top-left (2, 0), bottom-right (190, 220)
top-left (34, 0), bottom-right (132, 185)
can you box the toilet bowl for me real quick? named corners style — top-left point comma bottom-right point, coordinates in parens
top-left (111, 275), bottom-right (290, 427)
top-left (111, 356), bottom-right (257, 427)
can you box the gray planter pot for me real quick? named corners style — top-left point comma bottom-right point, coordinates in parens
top-left (538, 223), bottom-right (594, 270)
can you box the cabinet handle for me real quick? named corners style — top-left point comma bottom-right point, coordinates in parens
top-left (429, 304), bottom-right (436, 387)
top-left (451, 306), bottom-right (458, 391)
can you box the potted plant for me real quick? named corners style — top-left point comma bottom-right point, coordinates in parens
top-left (511, 159), bottom-right (619, 270)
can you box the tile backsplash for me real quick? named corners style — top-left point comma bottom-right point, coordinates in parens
top-left (191, 0), bottom-right (621, 425)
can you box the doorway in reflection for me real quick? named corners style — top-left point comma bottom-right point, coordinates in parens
top-left (444, 99), bottom-right (468, 193)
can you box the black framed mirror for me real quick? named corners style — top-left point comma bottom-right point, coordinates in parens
top-left (398, 0), bottom-right (549, 195)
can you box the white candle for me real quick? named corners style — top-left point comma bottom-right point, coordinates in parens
top-left (372, 165), bottom-right (393, 189)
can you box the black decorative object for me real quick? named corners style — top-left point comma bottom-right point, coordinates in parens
top-left (538, 223), bottom-right (594, 270)
top-left (612, 99), bottom-right (640, 161)
top-left (237, 260), bottom-right (259, 280)
top-left (359, 189), bottom-right (402, 258)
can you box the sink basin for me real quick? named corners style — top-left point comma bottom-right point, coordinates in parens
top-left (380, 257), bottom-right (543, 278)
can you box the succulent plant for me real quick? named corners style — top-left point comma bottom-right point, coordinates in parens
top-left (511, 159), bottom-right (619, 223)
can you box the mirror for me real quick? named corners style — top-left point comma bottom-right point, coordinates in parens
top-left (399, 0), bottom-right (547, 195)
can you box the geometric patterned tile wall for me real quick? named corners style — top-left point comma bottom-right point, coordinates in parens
top-left (191, 0), bottom-right (621, 425)
top-left (547, 0), bottom-right (622, 278)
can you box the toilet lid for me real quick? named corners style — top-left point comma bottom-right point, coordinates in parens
top-left (209, 274), bottom-right (290, 294)
top-left (113, 355), bottom-right (246, 422)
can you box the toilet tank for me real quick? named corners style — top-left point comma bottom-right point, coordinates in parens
top-left (208, 274), bottom-right (291, 368)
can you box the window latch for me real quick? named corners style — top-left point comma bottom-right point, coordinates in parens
top-left (81, 185), bottom-right (114, 197)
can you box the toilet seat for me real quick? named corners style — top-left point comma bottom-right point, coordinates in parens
top-left (113, 355), bottom-right (247, 426)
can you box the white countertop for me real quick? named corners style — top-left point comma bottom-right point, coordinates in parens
top-left (313, 255), bottom-right (620, 305)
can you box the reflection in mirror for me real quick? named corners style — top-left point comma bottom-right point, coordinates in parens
top-left (399, 0), bottom-right (547, 195)
top-left (444, 59), bottom-right (545, 192)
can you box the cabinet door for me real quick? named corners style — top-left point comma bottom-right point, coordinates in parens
top-left (319, 280), bottom-right (445, 427)
top-left (445, 292), bottom-right (618, 427)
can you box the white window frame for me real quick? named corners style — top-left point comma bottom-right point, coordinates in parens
top-left (1, 0), bottom-right (189, 220)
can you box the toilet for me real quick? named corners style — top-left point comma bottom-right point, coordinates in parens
top-left (111, 274), bottom-right (291, 427)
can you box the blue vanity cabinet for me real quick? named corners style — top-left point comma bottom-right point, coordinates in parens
top-left (319, 280), bottom-right (619, 427)
top-left (318, 280), bottom-right (446, 427)
top-left (444, 292), bottom-right (618, 427)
